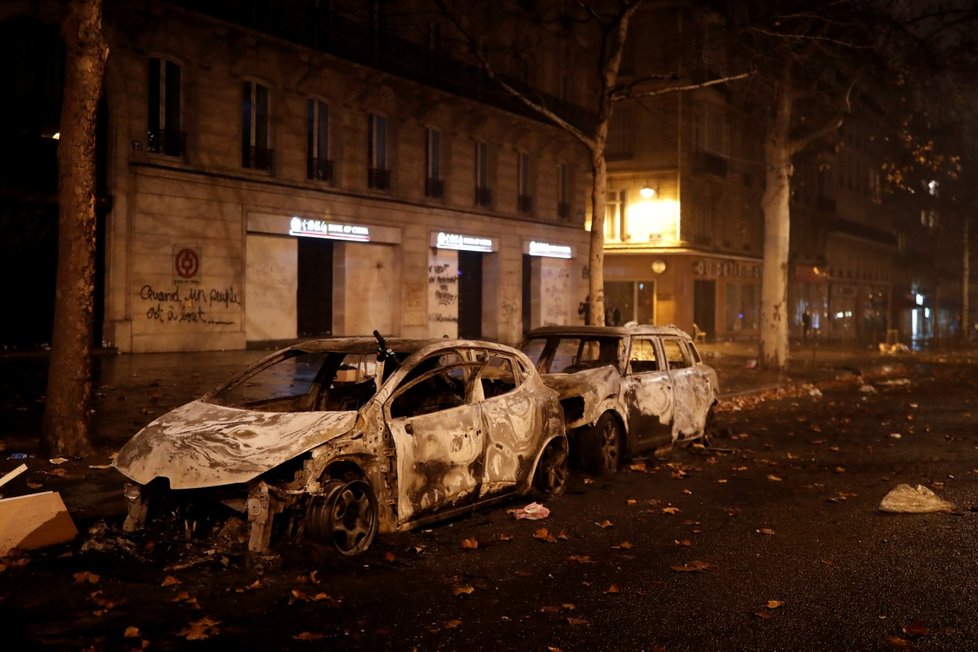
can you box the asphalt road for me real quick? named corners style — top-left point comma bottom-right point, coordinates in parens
top-left (3, 355), bottom-right (978, 651)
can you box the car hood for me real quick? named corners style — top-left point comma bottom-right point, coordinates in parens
top-left (541, 365), bottom-right (620, 396)
top-left (113, 400), bottom-right (358, 489)
top-left (541, 366), bottom-right (620, 425)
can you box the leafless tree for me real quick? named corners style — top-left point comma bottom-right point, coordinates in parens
top-left (42, 0), bottom-right (108, 456)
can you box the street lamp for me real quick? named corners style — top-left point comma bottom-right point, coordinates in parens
top-left (639, 183), bottom-right (655, 199)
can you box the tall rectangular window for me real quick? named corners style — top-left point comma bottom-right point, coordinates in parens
top-left (307, 99), bottom-right (332, 181)
top-left (557, 162), bottom-right (570, 218)
top-left (425, 128), bottom-right (443, 198)
top-left (242, 81), bottom-right (271, 170)
top-left (517, 152), bottom-right (532, 213)
top-left (475, 141), bottom-right (491, 207)
top-left (367, 113), bottom-right (390, 189)
top-left (148, 57), bottom-right (183, 156)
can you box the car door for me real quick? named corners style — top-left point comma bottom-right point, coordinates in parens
top-left (661, 337), bottom-right (700, 439)
top-left (475, 352), bottom-right (538, 494)
top-left (386, 355), bottom-right (487, 524)
top-left (621, 336), bottom-right (673, 450)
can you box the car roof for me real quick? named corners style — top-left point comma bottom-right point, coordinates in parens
top-left (288, 337), bottom-right (530, 357)
top-left (523, 324), bottom-right (692, 339)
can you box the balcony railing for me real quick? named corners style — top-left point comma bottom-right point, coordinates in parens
top-left (425, 178), bottom-right (444, 198)
top-left (368, 167), bottom-right (390, 190)
top-left (243, 146), bottom-right (274, 171)
top-left (475, 186), bottom-right (492, 207)
top-left (147, 129), bottom-right (186, 157)
top-left (517, 194), bottom-right (533, 213)
top-left (307, 157), bottom-right (334, 182)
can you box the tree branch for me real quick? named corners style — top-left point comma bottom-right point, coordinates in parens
top-left (615, 71), bottom-right (752, 101)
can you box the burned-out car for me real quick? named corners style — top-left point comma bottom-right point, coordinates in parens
top-left (113, 335), bottom-right (568, 555)
top-left (520, 325), bottom-right (718, 474)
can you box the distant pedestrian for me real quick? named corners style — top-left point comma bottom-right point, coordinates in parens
top-left (578, 296), bottom-right (591, 325)
top-left (802, 311), bottom-right (812, 343)
top-left (612, 306), bottom-right (621, 326)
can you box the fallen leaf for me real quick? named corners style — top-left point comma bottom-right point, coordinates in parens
top-left (452, 585), bottom-right (475, 597)
top-left (766, 474), bottom-right (783, 482)
top-left (496, 533), bottom-right (514, 542)
top-left (766, 600), bottom-right (784, 609)
top-left (613, 541), bottom-right (634, 550)
top-left (662, 506), bottom-right (680, 515)
top-left (834, 466), bottom-right (846, 474)
top-left (540, 605), bottom-right (561, 614)
top-left (46, 468), bottom-right (67, 477)
top-left (533, 528), bottom-right (557, 543)
top-left (595, 519), bottom-right (614, 529)
top-left (566, 616), bottom-right (589, 626)
top-left (557, 530), bottom-right (570, 540)
top-left (461, 538), bottom-right (479, 550)
top-left (671, 560), bottom-right (712, 573)
top-left (605, 584), bottom-right (620, 594)
top-left (384, 551), bottom-right (397, 562)
top-left (902, 620), bottom-right (929, 637)
top-left (629, 461), bottom-right (647, 472)
top-left (443, 619), bottom-right (462, 629)
top-left (178, 616), bottom-right (221, 641)
top-left (682, 489), bottom-right (693, 495)
top-left (754, 609), bottom-right (775, 620)
top-left (161, 576), bottom-right (180, 587)
top-left (235, 579), bottom-right (262, 593)
top-left (567, 555), bottom-right (596, 564)
top-left (74, 571), bottom-right (100, 584)
top-left (885, 636), bottom-right (911, 648)
top-left (673, 539), bottom-right (692, 547)
top-left (124, 626), bottom-right (140, 638)
top-left (293, 632), bottom-right (325, 641)
top-left (626, 498), bottom-right (638, 506)
top-left (757, 528), bottom-right (776, 536)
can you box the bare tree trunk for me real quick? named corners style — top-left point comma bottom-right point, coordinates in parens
top-left (588, 148), bottom-right (608, 326)
top-left (759, 64), bottom-right (793, 371)
top-left (42, 0), bottom-right (108, 457)
top-left (963, 218), bottom-right (970, 342)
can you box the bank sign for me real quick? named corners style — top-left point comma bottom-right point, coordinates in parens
top-left (289, 217), bottom-right (371, 241)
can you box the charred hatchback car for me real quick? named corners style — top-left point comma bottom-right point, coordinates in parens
top-left (520, 325), bottom-right (718, 475)
top-left (114, 334), bottom-right (568, 555)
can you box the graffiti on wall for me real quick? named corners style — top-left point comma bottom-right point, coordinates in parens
top-left (427, 253), bottom-right (458, 338)
top-left (139, 284), bottom-right (240, 326)
top-left (541, 263), bottom-right (570, 325)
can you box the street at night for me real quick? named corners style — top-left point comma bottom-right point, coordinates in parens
top-left (4, 347), bottom-right (978, 651)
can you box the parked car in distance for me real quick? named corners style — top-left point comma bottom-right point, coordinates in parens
top-left (113, 334), bottom-right (568, 556)
top-left (520, 324), bottom-right (718, 475)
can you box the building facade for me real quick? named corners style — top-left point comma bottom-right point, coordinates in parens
top-left (1, 0), bottom-right (592, 352)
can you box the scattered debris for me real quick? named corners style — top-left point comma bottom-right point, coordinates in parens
top-left (860, 384), bottom-right (878, 394)
top-left (879, 342), bottom-right (911, 354)
top-left (0, 463), bottom-right (28, 492)
top-left (0, 491), bottom-right (78, 556)
top-left (879, 484), bottom-right (954, 514)
top-left (510, 502), bottom-right (550, 520)
top-left (877, 379), bottom-right (911, 387)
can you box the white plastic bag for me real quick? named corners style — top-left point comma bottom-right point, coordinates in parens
top-left (879, 484), bottom-right (954, 513)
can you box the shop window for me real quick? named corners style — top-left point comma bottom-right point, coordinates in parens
top-left (306, 99), bottom-right (332, 182)
top-left (242, 80), bottom-right (272, 170)
top-left (148, 57), bottom-right (184, 156)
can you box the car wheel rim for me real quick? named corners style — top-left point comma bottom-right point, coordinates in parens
top-left (327, 481), bottom-right (377, 555)
top-left (545, 445), bottom-right (568, 492)
top-left (601, 420), bottom-right (619, 470)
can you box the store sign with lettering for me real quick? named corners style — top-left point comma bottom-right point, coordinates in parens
top-left (289, 217), bottom-right (370, 241)
top-left (526, 240), bottom-right (572, 259)
top-left (432, 231), bottom-right (496, 252)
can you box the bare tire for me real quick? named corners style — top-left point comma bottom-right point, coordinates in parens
top-left (580, 412), bottom-right (621, 475)
top-left (535, 439), bottom-right (569, 497)
top-left (306, 478), bottom-right (378, 555)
